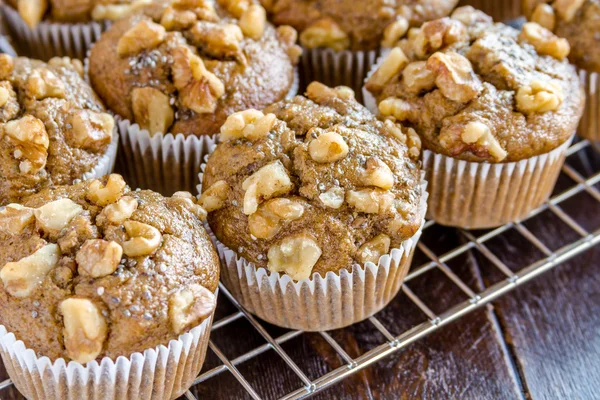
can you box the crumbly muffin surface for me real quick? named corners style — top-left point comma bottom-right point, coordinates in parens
top-left (0, 55), bottom-right (114, 205)
top-left (89, 0), bottom-right (300, 137)
top-left (523, 0), bottom-right (600, 72)
top-left (0, 175), bottom-right (218, 363)
top-left (263, 0), bottom-right (459, 51)
top-left (365, 7), bottom-right (585, 163)
top-left (201, 82), bottom-right (423, 281)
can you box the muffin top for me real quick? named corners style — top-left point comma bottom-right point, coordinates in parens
top-left (201, 82), bottom-right (423, 281)
top-left (88, 0), bottom-right (301, 137)
top-left (523, 0), bottom-right (600, 72)
top-left (5, 0), bottom-right (146, 28)
top-left (0, 55), bottom-right (115, 205)
top-left (0, 174), bottom-right (218, 363)
top-left (365, 6), bottom-right (585, 163)
top-left (262, 0), bottom-right (460, 51)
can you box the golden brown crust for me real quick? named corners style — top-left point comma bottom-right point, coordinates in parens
top-left (88, 2), bottom-right (300, 137)
top-left (365, 7), bottom-right (585, 163)
top-left (202, 83), bottom-right (423, 280)
top-left (0, 55), bottom-right (114, 205)
top-left (0, 175), bottom-right (219, 362)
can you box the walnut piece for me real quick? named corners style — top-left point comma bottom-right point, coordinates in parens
top-left (25, 68), bottom-right (66, 100)
top-left (553, 0), bottom-right (585, 22)
top-left (461, 121), bottom-right (507, 162)
top-left (0, 55), bottom-right (14, 81)
top-left (365, 47), bottom-right (409, 94)
top-left (319, 186), bottom-right (345, 209)
top-left (117, 20), bottom-right (166, 57)
top-left (242, 161), bottom-right (293, 215)
top-left (0, 244), bottom-right (60, 298)
top-left (346, 189), bottom-right (394, 214)
top-left (309, 131), bottom-right (349, 163)
top-left (99, 196), bottom-right (138, 225)
top-left (306, 82), bottom-right (354, 103)
top-left (76, 239), bottom-right (123, 278)
top-left (426, 51), bottom-right (483, 103)
top-left (122, 221), bottom-right (162, 257)
top-left (169, 284), bottom-right (216, 334)
top-left (277, 26), bottom-right (302, 64)
top-left (34, 198), bottom-right (83, 233)
top-left (378, 97), bottom-right (418, 123)
top-left (218, 0), bottom-right (250, 18)
top-left (357, 234), bottom-right (391, 265)
top-left (3, 115), bottom-right (49, 175)
top-left (362, 158), bottom-right (394, 190)
top-left (402, 61), bottom-right (436, 94)
top-left (410, 18), bottom-right (467, 58)
top-left (239, 4), bottom-right (266, 40)
top-left (199, 180), bottom-right (230, 212)
top-left (0, 204), bottom-right (35, 235)
top-left (188, 22), bottom-right (243, 58)
top-left (17, 0), bottom-right (48, 28)
top-left (48, 57), bottom-right (84, 77)
top-left (59, 298), bottom-right (107, 364)
top-left (450, 6), bottom-right (493, 25)
top-left (160, 7), bottom-right (197, 30)
top-left (516, 80), bottom-right (564, 114)
top-left (66, 110), bottom-right (114, 152)
top-left (131, 87), bottom-right (174, 135)
top-left (300, 18), bottom-right (350, 51)
top-left (87, 174), bottom-right (127, 206)
top-left (248, 198), bottom-right (304, 239)
top-left (267, 234), bottom-right (322, 281)
top-left (519, 22), bottom-right (570, 60)
top-left (170, 192), bottom-right (207, 221)
top-left (0, 87), bottom-right (9, 109)
top-left (91, 0), bottom-right (151, 21)
top-left (220, 109), bottom-right (277, 142)
top-left (382, 17), bottom-right (409, 48)
top-left (531, 4), bottom-right (556, 31)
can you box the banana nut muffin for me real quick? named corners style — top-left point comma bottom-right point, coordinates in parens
top-left (0, 54), bottom-right (115, 205)
top-left (523, 0), bottom-right (600, 73)
top-left (88, 0), bottom-right (301, 137)
top-left (3, 0), bottom-right (148, 28)
top-left (0, 174), bottom-right (218, 363)
top-left (261, 0), bottom-right (460, 51)
top-left (201, 82), bottom-right (423, 281)
top-left (365, 6), bottom-right (585, 163)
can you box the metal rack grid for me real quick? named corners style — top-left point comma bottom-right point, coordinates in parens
top-left (1, 140), bottom-right (599, 400)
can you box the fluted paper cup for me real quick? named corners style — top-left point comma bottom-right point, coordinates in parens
top-left (0, 299), bottom-right (215, 400)
top-left (83, 131), bottom-right (119, 181)
top-left (198, 165), bottom-right (428, 331)
top-left (579, 69), bottom-right (600, 142)
top-left (1, 4), bottom-right (109, 60)
top-left (457, 0), bottom-right (521, 22)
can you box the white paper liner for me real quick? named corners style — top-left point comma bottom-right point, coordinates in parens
top-left (82, 131), bottom-right (119, 181)
top-left (457, 0), bottom-right (521, 23)
top-left (198, 162), bottom-right (428, 331)
top-left (361, 50), bottom-right (390, 115)
top-left (579, 69), bottom-right (600, 142)
top-left (1, 4), bottom-right (109, 60)
top-left (0, 310), bottom-right (213, 400)
top-left (301, 47), bottom-right (381, 102)
top-left (424, 136), bottom-right (573, 229)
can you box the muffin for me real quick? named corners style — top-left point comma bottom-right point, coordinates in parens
top-left (364, 7), bottom-right (584, 228)
top-left (261, 0), bottom-right (459, 99)
top-left (0, 174), bottom-right (218, 400)
top-left (88, 0), bottom-right (301, 195)
top-left (200, 82), bottom-right (427, 331)
top-left (0, 54), bottom-right (117, 206)
top-left (0, 0), bottom-right (146, 60)
top-left (523, 0), bottom-right (600, 141)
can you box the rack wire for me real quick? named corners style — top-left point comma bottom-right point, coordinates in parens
top-left (1, 140), bottom-right (599, 400)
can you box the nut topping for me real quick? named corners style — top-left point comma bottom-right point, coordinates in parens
top-left (122, 221), bottom-right (162, 257)
top-left (410, 18), bottom-right (467, 58)
top-left (199, 180), bottom-right (230, 212)
top-left (66, 110), bottom-right (114, 152)
top-left (531, 4), bottom-right (556, 31)
top-left (87, 174), bottom-right (127, 206)
top-left (188, 22), bottom-right (243, 59)
top-left (25, 68), bottom-right (66, 100)
top-left (117, 20), bottom-right (166, 57)
top-left (220, 109), bottom-right (277, 142)
top-left (242, 161), bottom-right (293, 215)
top-left (300, 18), bottom-right (350, 51)
top-left (426, 51), bottom-right (482, 103)
top-left (239, 4), bottom-right (266, 40)
top-left (319, 186), bottom-right (345, 209)
top-left (59, 298), bottom-right (107, 364)
top-left (461, 121), bottom-right (507, 162)
top-left (218, 0), bottom-right (250, 18)
top-left (357, 234), bottom-right (391, 264)
top-left (0, 55), bottom-right (14, 80)
top-left (306, 82), bottom-right (354, 103)
top-left (99, 196), bottom-right (138, 225)
top-left (131, 87), bottom-right (174, 135)
top-left (516, 80), bottom-right (564, 114)
top-left (382, 17), bottom-right (409, 48)
top-left (170, 192), bottom-right (207, 221)
top-left (3, 115), bottom-right (49, 175)
top-left (0, 204), bottom-right (35, 235)
top-left (169, 284), bottom-right (216, 334)
top-left (76, 239), bottom-right (123, 278)
top-left (361, 158), bottom-right (394, 190)
top-left (346, 189), bottom-right (394, 214)
top-left (0, 87), bottom-right (9, 108)
top-left (1, 244), bottom-right (60, 298)
top-left (378, 97), bottom-right (418, 123)
top-left (267, 234), bottom-right (322, 281)
top-left (91, 0), bottom-right (151, 21)
top-left (248, 198), bottom-right (305, 239)
top-left (308, 131), bottom-right (349, 163)
top-left (519, 22), bottom-right (570, 60)
top-left (365, 48), bottom-right (409, 94)
top-left (553, 0), bottom-right (585, 22)
top-left (34, 198), bottom-right (83, 233)
top-left (160, 7), bottom-right (197, 30)
top-left (17, 0), bottom-right (48, 28)
top-left (402, 61), bottom-right (436, 94)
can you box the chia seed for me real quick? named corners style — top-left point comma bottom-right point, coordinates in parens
top-left (143, 313), bottom-right (153, 321)
top-left (33, 301), bottom-right (40, 307)
top-left (97, 287), bottom-right (105, 296)
top-left (130, 305), bottom-right (140, 313)
top-left (257, 254), bottom-right (264, 260)
top-left (231, 200), bottom-right (238, 206)
top-left (123, 310), bottom-right (131, 318)
top-left (238, 247), bottom-right (244, 253)
top-left (142, 290), bottom-right (152, 300)
top-left (102, 310), bottom-right (109, 317)
top-left (31, 311), bottom-right (38, 318)
top-left (111, 297), bottom-right (120, 304)
top-left (318, 183), bottom-right (326, 191)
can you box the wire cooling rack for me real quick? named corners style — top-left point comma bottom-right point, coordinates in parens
top-left (0, 140), bottom-right (599, 400)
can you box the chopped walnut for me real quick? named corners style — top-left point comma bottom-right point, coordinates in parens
top-left (242, 161), bottom-right (293, 215)
top-left (426, 51), bottom-right (483, 103)
top-left (188, 22), bottom-right (243, 59)
top-left (519, 22), bottom-right (570, 60)
top-left (382, 17), bottom-right (409, 48)
top-left (319, 186), bottom-right (345, 209)
top-left (3, 115), bottom-right (49, 175)
top-left (87, 174), bottom-right (126, 206)
top-left (531, 4), bottom-right (556, 31)
top-left (306, 82), bottom-right (355, 103)
top-left (248, 198), bottom-right (304, 239)
top-left (131, 87), bottom-right (174, 135)
top-left (362, 157), bottom-right (395, 190)
top-left (98, 196), bottom-right (138, 225)
top-left (17, 0), bottom-right (48, 28)
top-left (59, 298), bottom-right (107, 364)
top-left (378, 97), bottom-right (418, 123)
top-left (357, 234), bottom-right (391, 264)
top-left (122, 221), bottom-right (162, 257)
top-left (239, 4), bottom-right (266, 40)
top-left (0, 55), bottom-right (14, 80)
top-left (267, 234), bottom-right (322, 281)
top-left (277, 26), bottom-right (302, 64)
top-left (170, 192), bottom-right (207, 221)
top-left (0, 244), bottom-right (60, 298)
top-left (365, 48), bottom-right (409, 94)
top-left (217, 0), bottom-right (250, 18)
top-left (553, 0), bottom-right (585, 22)
top-left (169, 284), bottom-right (216, 334)
top-left (76, 239), bottom-right (123, 278)
top-left (402, 61), bottom-right (436, 94)
top-left (220, 109), bottom-right (277, 142)
top-left (516, 80), bottom-right (564, 114)
top-left (309, 131), bottom-right (350, 163)
top-left (25, 68), bottom-right (66, 100)
top-left (91, 0), bottom-right (151, 21)
top-left (117, 20), bottom-right (166, 57)
top-left (410, 18), bottom-right (467, 58)
top-left (34, 198), bottom-right (83, 234)
top-left (160, 7), bottom-right (196, 31)
top-left (66, 110), bottom-right (114, 152)
top-left (450, 6), bottom-right (493, 26)
top-left (346, 189), bottom-right (394, 214)
top-left (48, 57), bottom-right (84, 77)
top-left (299, 18), bottom-right (350, 51)
top-left (199, 180), bottom-right (230, 212)
top-left (0, 204), bottom-right (35, 236)
top-left (461, 121), bottom-right (507, 162)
